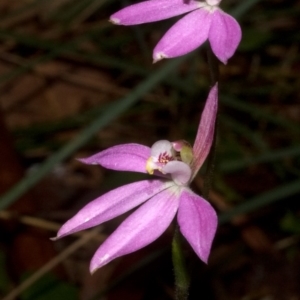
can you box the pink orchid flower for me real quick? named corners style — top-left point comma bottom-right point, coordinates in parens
top-left (55, 84), bottom-right (218, 273)
top-left (110, 0), bottom-right (241, 64)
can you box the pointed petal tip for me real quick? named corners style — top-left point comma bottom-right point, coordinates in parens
top-left (199, 252), bottom-right (209, 264)
top-left (211, 82), bottom-right (218, 89)
top-left (77, 157), bottom-right (97, 165)
top-left (109, 17), bottom-right (120, 25)
top-left (211, 82), bottom-right (219, 95)
top-left (201, 83), bottom-right (218, 118)
top-left (219, 58), bottom-right (228, 64)
top-left (208, 82), bottom-right (219, 107)
top-left (153, 52), bottom-right (168, 63)
top-left (49, 236), bottom-right (58, 241)
top-left (90, 253), bottom-right (111, 273)
top-left (90, 268), bottom-right (97, 275)
top-left (89, 261), bottom-right (99, 274)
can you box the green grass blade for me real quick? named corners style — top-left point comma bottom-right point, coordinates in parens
top-left (0, 56), bottom-right (186, 209)
top-left (220, 145), bottom-right (300, 173)
top-left (219, 179), bottom-right (300, 224)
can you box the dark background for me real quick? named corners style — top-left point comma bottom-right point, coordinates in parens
top-left (0, 0), bottom-right (299, 299)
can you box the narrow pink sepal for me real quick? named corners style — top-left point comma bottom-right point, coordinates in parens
top-left (90, 186), bottom-right (180, 272)
top-left (110, 0), bottom-right (199, 25)
top-left (56, 180), bottom-right (172, 239)
top-left (79, 143), bottom-right (150, 173)
top-left (177, 188), bottom-right (217, 263)
top-left (153, 9), bottom-right (212, 61)
top-left (209, 9), bottom-right (242, 64)
top-left (192, 83), bottom-right (218, 175)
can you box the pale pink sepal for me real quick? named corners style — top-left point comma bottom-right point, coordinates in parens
top-left (90, 186), bottom-right (180, 272)
top-left (110, 0), bottom-right (199, 25)
top-left (153, 9), bottom-right (212, 62)
top-left (55, 180), bottom-right (173, 239)
top-left (192, 83), bottom-right (218, 175)
top-left (79, 143), bottom-right (150, 173)
top-left (177, 189), bottom-right (217, 263)
top-left (209, 10), bottom-right (242, 64)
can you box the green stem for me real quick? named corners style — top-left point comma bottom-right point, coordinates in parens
top-left (172, 227), bottom-right (190, 300)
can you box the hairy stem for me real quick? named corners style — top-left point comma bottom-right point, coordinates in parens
top-left (172, 227), bottom-right (190, 300)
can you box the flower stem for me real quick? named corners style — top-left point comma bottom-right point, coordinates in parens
top-left (172, 227), bottom-right (190, 300)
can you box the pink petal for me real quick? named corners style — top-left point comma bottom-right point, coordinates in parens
top-left (90, 185), bottom-right (180, 272)
top-left (79, 143), bottom-right (150, 173)
top-left (177, 188), bottom-right (217, 263)
top-left (192, 84), bottom-right (218, 176)
top-left (162, 161), bottom-right (192, 185)
top-left (110, 0), bottom-right (200, 25)
top-left (209, 9), bottom-right (242, 64)
top-left (153, 9), bottom-right (212, 61)
top-left (55, 180), bottom-right (173, 239)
